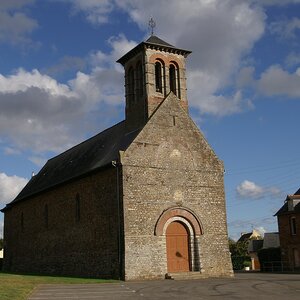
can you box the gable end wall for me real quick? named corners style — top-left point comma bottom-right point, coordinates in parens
top-left (121, 94), bottom-right (233, 280)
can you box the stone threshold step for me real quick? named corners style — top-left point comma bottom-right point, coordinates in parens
top-left (165, 272), bottom-right (208, 280)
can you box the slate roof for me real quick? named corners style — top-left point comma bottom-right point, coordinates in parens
top-left (3, 121), bottom-right (140, 210)
top-left (248, 239), bottom-right (263, 252)
top-left (263, 232), bottom-right (280, 249)
top-left (117, 35), bottom-right (191, 66)
top-left (145, 35), bottom-right (175, 48)
top-left (274, 188), bottom-right (300, 216)
top-left (275, 201), bottom-right (300, 216)
top-left (237, 232), bottom-right (252, 243)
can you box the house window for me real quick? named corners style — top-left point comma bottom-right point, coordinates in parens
top-left (290, 217), bottom-right (296, 235)
top-left (44, 204), bottom-right (48, 229)
top-left (169, 62), bottom-right (180, 98)
top-left (75, 193), bottom-right (81, 222)
top-left (155, 61), bottom-right (163, 93)
top-left (136, 61), bottom-right (143, 98)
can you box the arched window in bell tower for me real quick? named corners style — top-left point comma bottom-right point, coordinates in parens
top-left (155, 60), bottom-right (165, 93)
top-left (136, 61), bottom-right (143, 98)
top-left (127, 67), bottom-right (134, 104)
top-left (169, 62), bottom-right (180, 98)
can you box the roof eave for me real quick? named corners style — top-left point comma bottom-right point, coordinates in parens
top-left (116, 42), bottom-right (145, 66)
top-left (4, 162), bottom-right (115, 210)
top-left (117, 42), bottom-right (192, 66)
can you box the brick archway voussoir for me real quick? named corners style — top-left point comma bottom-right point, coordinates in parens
top-left (155, 207), bottom-right (203, 236)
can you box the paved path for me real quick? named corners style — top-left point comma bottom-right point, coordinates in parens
top-left (28, 273), bottom-right (300, 300)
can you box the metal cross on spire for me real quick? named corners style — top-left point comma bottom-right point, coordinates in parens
top-left (148, 17), bottom-right (156, 36)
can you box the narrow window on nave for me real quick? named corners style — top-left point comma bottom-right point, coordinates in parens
top-left (44, 204), bottom-right (48, 229)
top-left (21, 212), bottom-right (24, 232)
top-left (75, 193), bottom-right (81, 223)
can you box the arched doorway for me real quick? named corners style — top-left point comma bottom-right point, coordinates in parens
top-left (166, 221), bottom-right (190, 272)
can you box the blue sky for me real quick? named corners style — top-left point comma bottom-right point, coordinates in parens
top-left (0, 0), bottom-right (300, 240)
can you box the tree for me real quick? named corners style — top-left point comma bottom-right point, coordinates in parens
top-left (0, 238), bottom-right (3, 249)
top-left (229, 238), bottom-right (251, 270)
top-left (229, 238), bottom-right (248, 256)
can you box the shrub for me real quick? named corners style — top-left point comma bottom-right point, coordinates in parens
top-left (231, 256), bottom-right (251, 270)
top-left (243, 260), bottom-right (251, 268)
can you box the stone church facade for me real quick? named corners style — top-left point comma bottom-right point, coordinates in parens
top-left (1, 36), bottom-right (233, 280)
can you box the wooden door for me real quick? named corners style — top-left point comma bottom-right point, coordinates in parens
top-left (166, 221), bottom-right (190, 272)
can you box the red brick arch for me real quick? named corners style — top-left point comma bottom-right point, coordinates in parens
top-left (155, 207), bottom-right (203, 236)
top-left (149, 53), bottom-right (184, 69)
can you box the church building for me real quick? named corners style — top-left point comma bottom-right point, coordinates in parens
top-left (1, 35), bottom-right (233, 280)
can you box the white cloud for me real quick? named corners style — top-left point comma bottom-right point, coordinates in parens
top-left (236, 180), bottom-right (281, 199)
top-left (68, 0), bottom-right (266, 116)
top-left (0, 1), bottom-right (38, 45)
top-left (236, 66), bottom-right (255, 88)
top-left (236, 64), bottom-right (300, 99)
top-left (68, 34), bottom-right (136, 105)
top-left (3, 147), bottom-right (21, 155)
top-left (44, 56), bottom-right (87, 76)
top-left (0, 172), bottom-right (28, 206)
top-left (89, 34), bottom-right (137, 70)
top-left (188, 84), bottom-right (254, 116)
top-left (270, 17), bottom-right (300, 39)
top-left (257, 0), bottom-right (300, 5)
top-left (255, 226), bottom-right (266, 236)
top-left (0, 35), bottom-right (136, 156)
top-left (257, 65), bottom-right (300, 98)
top-left (0, 69), bottom-right (76, 96)
top-left (0, 68), bottom-right (97, 154)
top-left (285, 52), bottom-right (300, 67)
top-left (0, 69), bottom-right (83, 153)
top-left (67, 0), bottom-right (114, 24)
top-left (29, 156), bottom-right (47, 168)
top-left (237, 180), bottom-right (264, 199)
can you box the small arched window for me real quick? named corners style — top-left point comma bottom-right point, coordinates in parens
top-left (136, 61), bottom-right (143, 98)
top-left (155, 61), bottom-right (163, 93)
top-left (169, 62), bottom-right (180, 98)
top-left (169, 64), bottom-right (176, 94)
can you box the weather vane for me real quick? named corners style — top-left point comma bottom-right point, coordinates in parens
top-left (149, 17), bottom-right (156, 35)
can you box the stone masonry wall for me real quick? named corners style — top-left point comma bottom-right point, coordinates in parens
top-left (3, 167), bottom-right (121, 279)
top-left (121, 93), bottom-right (233, 280)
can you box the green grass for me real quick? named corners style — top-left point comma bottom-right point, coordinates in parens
top-left (0, 272), bottom-right (117, 300)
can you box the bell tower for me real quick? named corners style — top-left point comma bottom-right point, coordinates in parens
top-left (117, 35), bottom-right (191, 131)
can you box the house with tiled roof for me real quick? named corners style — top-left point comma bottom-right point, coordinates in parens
top-left (275, 188), bottom-right (300, 270)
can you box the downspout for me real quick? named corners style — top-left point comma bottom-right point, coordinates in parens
top-left (112, 159), bottom-right (122, 280)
